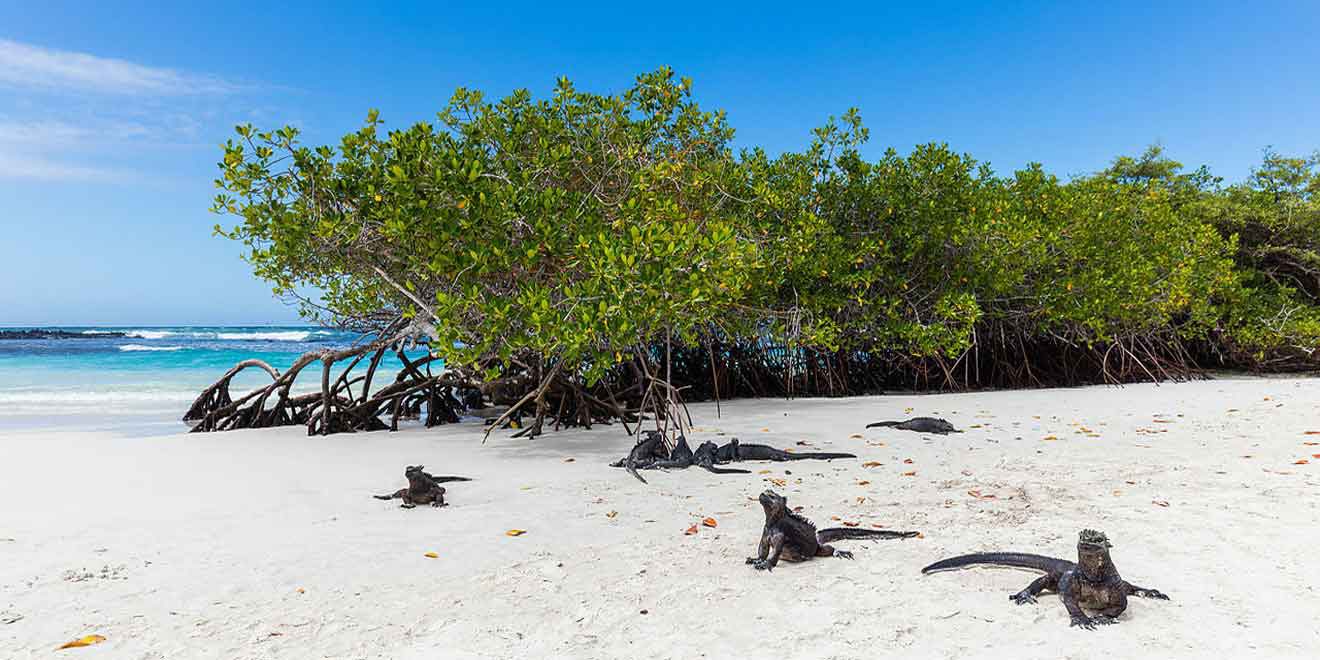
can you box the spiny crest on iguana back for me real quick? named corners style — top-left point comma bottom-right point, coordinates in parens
top-left (1078, 529), bottom-right (1112, 548)
top-left (786, 508), bottom-right (817, 534)
top-left (764, 491), bottom-right (817, 535)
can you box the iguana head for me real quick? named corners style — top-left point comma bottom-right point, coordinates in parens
top-left (637, 430), bottom-right (663, 446)
top-left (1076, 529), bottom-right (1113, 578)
top-left (1078, 529), bottom-right (1112, 548)
top-left (405, 464), bottom-right (425, 476)
top-left (758, 490), bottom-right (788, 520)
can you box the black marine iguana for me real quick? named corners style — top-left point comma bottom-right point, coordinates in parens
top-left (865, 417), bottom-right (961, 434)
top-left (746, 490), bottom-right (919, 571)
top-left (649, 437), bottom-right (750, 474)
top-left (608, 430), bottom-right (669, 484)
top-left (715, 437), bottom-right (855, 463)
top-left (609, 433), bottom-right (750, 481)
top-left (921, 529), bottom-right (1170, 629)
top-left (373, 465), bottom-right (471, 508)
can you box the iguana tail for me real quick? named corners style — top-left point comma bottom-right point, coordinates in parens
top-left (785, 452), bottom-right (856, 460)
top-left (427, 475), bottom-right (472, 483)
top-left (650, 458), bottom-right (690, 469)
top-left (817, 528), bottom-right (919, 543)
top-left (921, 552), bottom-right (1071, 575)
top-left (700, 464), bottom-right (751, 475)
top-left (626, 461), bottom-right (648, 484)
top-left (865, 421), bottom-right (901, 428)
top-left (373, 493), bottom-right (399, 500)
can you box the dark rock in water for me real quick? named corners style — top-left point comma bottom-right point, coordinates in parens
top-left (0, 329), bottom-right (127, 340)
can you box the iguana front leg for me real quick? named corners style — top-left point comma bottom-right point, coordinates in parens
top-left (1059, 577), bottom-right (1095, 630)
top-left (1090, 587), bottom-right (1128, 625)
top-left (1010, 575), bottom-right (1053, 605)
top-left (1125, 583), bottom-right (1170, 600)
top-left (1090, 607), bottom-right (1124, 625)
top-left (751, 532), bottom-right (785, 571)
top-left (746, 530), bottom-right (771, 565)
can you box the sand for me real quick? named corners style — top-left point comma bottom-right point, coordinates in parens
top-left (2, 376), bottom-right (1319, 659)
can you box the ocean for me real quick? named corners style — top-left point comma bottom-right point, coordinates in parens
top-left (0, 326), bottom-right (420, 435)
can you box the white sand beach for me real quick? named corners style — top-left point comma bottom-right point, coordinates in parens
top-left (3, 376), bottom-right (1319, 659)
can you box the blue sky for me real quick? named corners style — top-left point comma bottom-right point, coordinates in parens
top-left (1, 1), bottom-right (1317, 325)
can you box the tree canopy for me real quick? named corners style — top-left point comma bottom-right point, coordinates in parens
top-left (207, 68), bottom-right (1320, 435)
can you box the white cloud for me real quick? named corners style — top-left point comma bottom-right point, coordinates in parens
top-left (0, 38), bottom-right (236, 95)
top-left (0, 118), bottom-right (154, 145)
top-left (0, 39), bottom-right (273, 182)
top-left (0, 118), bottom-right (168, 181)
top-left (0, 152), bottom-right (131, 182)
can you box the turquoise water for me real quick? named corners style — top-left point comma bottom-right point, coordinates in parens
top-left (0, 326), bottom-right (421, 435)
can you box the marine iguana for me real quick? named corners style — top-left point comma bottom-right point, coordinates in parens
top-left (692, 440), bottom-right (751, 474)
top-left (398, 465), bottom-right (471, 486)
top-left (921, 529), bottom-right (1170, 629)
top-left (865, 417), bottom-right (961, 434)
top-left (608, 430), bottom-right (669, 484)
top-left (646, 437), bottom-right (750, 474)
top-left (715, 437), bottom-right (855, 463)
top-left (746, 490), bottom-right (919, 571)
top-left (646, 434), bottom-right (694, 468)
top-left (373, 465), bottom-right (470, 508)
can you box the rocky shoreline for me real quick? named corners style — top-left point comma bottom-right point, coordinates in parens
top-left (0, 329), bottom-right (127, 340)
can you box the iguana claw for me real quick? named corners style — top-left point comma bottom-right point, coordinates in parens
top-left (1135, 588), bottom-right (1169, 600)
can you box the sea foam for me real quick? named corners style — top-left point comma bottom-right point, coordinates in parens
top-left (114, 329), bottom-right (323, 341)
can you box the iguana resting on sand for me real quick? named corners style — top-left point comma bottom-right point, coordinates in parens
top-left (610, 434), bottom-right (750, 481)
top-left (608, 430), bottom-right (670, 484)
top-left (648, 436), bottom-right (750, 475)
top-left (640, 433), bottom-right (692, 469)
top-left (746, 490), bottom-right (919, 571)
top-left (715, 437), bottom-right (855, 463)
top-left (921, 529), bottom-right (1170, 629)
top-left (865, 417), bottom-right (961, 434)
top-left (692, 440), bottom-right (751, 474)
top-left (373, 465), bottom-right (471, 508)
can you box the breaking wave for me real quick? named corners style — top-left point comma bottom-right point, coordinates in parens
top-left (103, 329), bottom-right (336, 341)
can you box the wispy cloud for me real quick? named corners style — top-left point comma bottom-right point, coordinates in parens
top-left (0, 152), bottom-right (131, 182)
top-left (0, 118), bottom-right (155, 145)
top-left (0, 39), bottom-right (268, 182)
top-left (0, 38), bottom-right (237, 95)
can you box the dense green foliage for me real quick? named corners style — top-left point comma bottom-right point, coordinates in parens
top-left (214, 69), bottom-right (1320, 396)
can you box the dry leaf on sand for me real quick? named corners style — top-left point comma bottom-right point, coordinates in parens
top-left (58, 635), bottom-right (106, 650)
